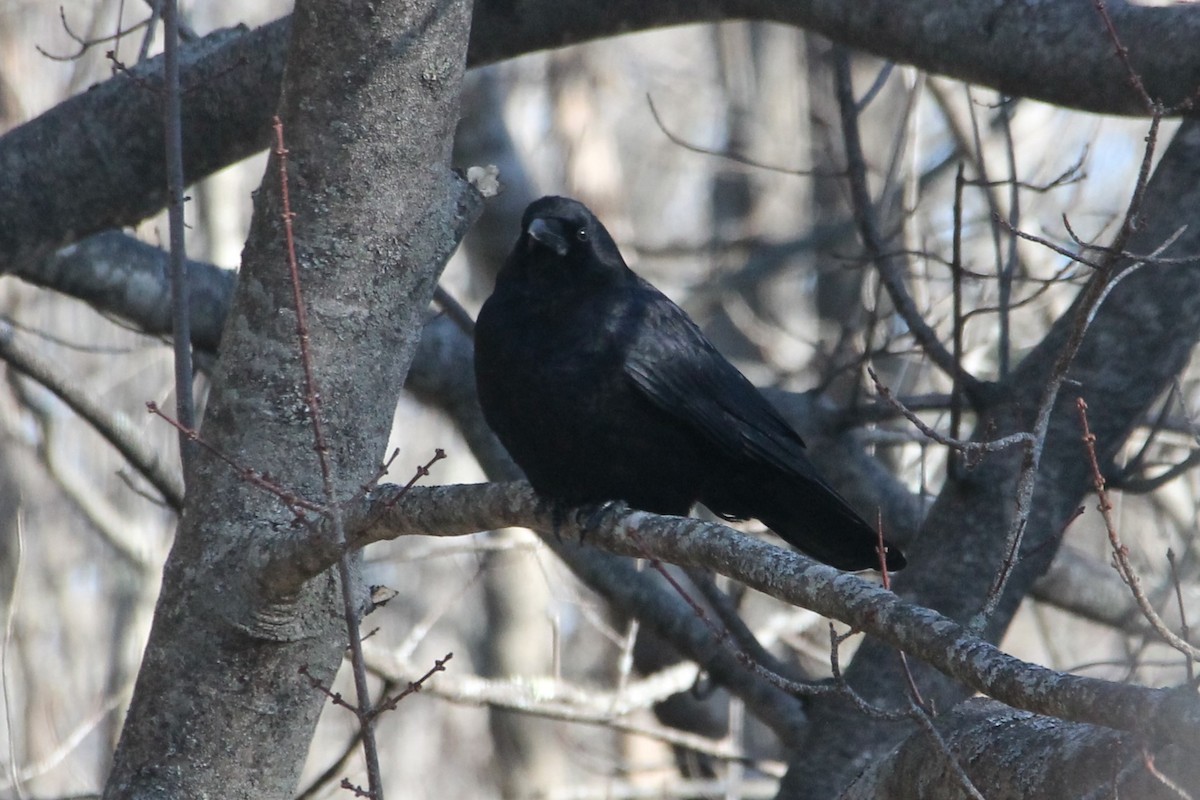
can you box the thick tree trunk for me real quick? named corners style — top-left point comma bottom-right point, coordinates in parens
top-left (101, 1), bottom-right (477, 797)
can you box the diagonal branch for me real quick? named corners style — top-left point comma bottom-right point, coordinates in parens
top-left (289, 480), bottom-right (1200, 748)
top-left (832, 48), bottom-right (986, 402)
top-left (0, 321), bottom-right (184, 508)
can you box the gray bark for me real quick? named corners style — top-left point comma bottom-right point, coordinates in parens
top-left (844, 699), bottom-right (1200, 800)
top-left (101, 0), bottom-right (478, 796)
top-left (342, 480), bottom-right (1200, 750)
top-left (783, 117), bottom-right (1200, 799)
top-left (4, 2), bottom-right (1200, 273)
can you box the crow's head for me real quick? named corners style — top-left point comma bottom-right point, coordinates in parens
top-left (515, 196), bottom-right (629, 282)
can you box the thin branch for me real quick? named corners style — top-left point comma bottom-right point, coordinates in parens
top-left (1167, 550), bottom-right (1195, 682)
top-left (997, 95), bottom-right (1021, 380)
top-left (0, 323), bottom-right (183, 508)
top-left (293, 678), bottom-right (398, 800)
top-left (146, 401), bottom-right (315, 514)
top-left (867, 367), bottom-right (1032, 461)
top-left (974, 108), bottom-right (1164, 626)
top-left (13, 377), bottom-right (155, 571)
top-left (950, 163), bottom-right (966, 476)
top-left (1114, 449), bottom-right (1200, 495)
top-left (161, 0), bottom-right (196, 473)
top-left (137, 0), bottom-right (162, 63)
top-left (1142, 747), bottom-right (1196, 800)
top-left (1093, 0), bottom-right (1156, 115)
top-left (272, 117), bottom-right (384, 799)
top-left (1, 513), bottom-right (24, 800)
top-left (363, 646), bottom-right (752, 760)
top-left (34, 7), bottom-right (151, 62)
top-left (432, 285), bottom-right (476, 338)
top-left (647, 94), bottom-right (831, 177)
top-left (1077, 398), bottom-right (1200, 663)
top-left (906, 702), bottom-right (987, 800)
top-left (995, 217), bottom-right (1103, 271)
top-left (832, 47), bottom-right (985, 402)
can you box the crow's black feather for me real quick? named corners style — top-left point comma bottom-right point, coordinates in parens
top-left (474, 196), bottom-right (906, 571)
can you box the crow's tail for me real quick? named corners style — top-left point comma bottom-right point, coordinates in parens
top-left (704, 471), bottom-right (906, 572)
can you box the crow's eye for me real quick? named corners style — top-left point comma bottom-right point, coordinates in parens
top-left (575, 227), bottom-right (588, 242)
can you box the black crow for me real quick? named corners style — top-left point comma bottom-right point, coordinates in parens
top-left (474, 196), bottom-right (905, 571)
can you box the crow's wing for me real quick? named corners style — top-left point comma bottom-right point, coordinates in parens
top-left (622, 287), bottom-right (822, 481)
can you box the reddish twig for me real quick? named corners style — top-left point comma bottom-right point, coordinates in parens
top-left (974, 117), bottom-right (1161, 630)
top-left (375, 653), bottom-right (453, 716)
top-left (273, 117), bottom-right (385, 799)
top-left (875, 514), bottom-right (930, 713)
top-left (145, 401), bottom-right (320, 515)
top-left (1092, 0), bottom-right (1154, 114)
top-left (383, 449), bottom-right (446, 509)
top-left (1077, 398), bottom-right (1200, 663)
top-left (360, 448), bottom-right (403, 495)
top-left (298, 664), bottom-right (357, 713)
top-left (1142, 747), bottom-right (1195, 800)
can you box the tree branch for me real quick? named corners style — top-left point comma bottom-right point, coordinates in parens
top-left (0, 321), bottom-right (184, 508)
top-left (290, 480), bottom-right (1200, 749)
top-left (4, 1), bottom-right (1200, 274)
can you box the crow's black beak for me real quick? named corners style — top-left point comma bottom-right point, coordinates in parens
top-left (527, 217), bottom-right (570, 256)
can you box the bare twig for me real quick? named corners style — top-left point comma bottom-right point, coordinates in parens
top-left (867, 367), bottom-right (1032, 461)
top-left (272, 117), bottom-right (385, 799)
top-left (906, 702), bottom-right (987, 800)
top-left (364, 643), bottom-right (752, 760)
top-left (627, 525), bottom-right (908, 720)
top-left (1142, 747), bottom-right (1196, 800)
top-left (1115, 449), bottom-right (1200, 495)
top-left (432, 285), bottom-right (476, 338)
top-left (975, 98), bottom-right (1164, 627)
top-left (996, 96), bottom-right (1021, 380)
top-left (1093, 0), bottom-right (1155, 114)
top-left (375, 652), bottom-right (452, 715)
top-left (995, 218), bottom-right (1103, 271)
top-left (294, 678), bottom-right (398, 800)
top-left (382, 449), bottom-right (446, 509)
top-left (950, 163), bottom-right (966, 476)
top-left (1167, 550), bottom-right (1194, 682)
top-left (146, 401), bottom-right (316, 515)
top-left (1, 514), bottom-right (24, 799)
top-left (0, 323), bottom-right (183, 509)
top-left (34, 7), bottom-right (151, 62)
top-left (137, 0), bottom-right (162, 63)
top-left (823, 624), bottom-right (911, 723)
top-left (832, 47), bottom-right (985, 402)
top-left (162, 0), bottom-right (197, 473)
top-left (647, 94), bottom-right (830, 177)
top-left (1078, 398), bottom-right (1200, 663)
